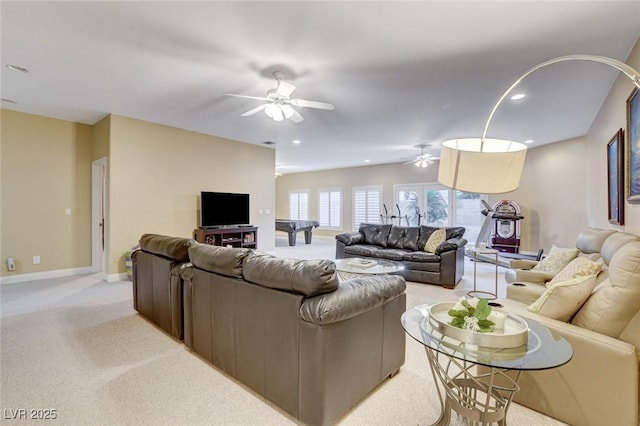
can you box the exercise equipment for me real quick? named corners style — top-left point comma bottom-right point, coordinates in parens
top-left (380, 204), bottom-right (410, 226)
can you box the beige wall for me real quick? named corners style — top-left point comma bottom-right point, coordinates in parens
top-left (107, 115), bottom-right (276, 274)
top-left (494, 136), bottom-right (589, 251)
top-left (586, 38), bottom-right (640, 233)
top-left (1, 110), bottom-right (275, 279)
top-left (1, 109), bottom-right (93, 276)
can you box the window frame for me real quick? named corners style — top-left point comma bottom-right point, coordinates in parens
top-left (288, 189), bottom-right (310, 221)
top-left (352, 185), bottom-right (383, 231)
top-left (317, 187), bottom-right (343, 230)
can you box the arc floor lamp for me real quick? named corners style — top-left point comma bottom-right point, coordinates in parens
top-left (438, 54), bottom-right (640, 194)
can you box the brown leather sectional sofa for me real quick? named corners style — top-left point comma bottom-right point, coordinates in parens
top-left (335, 223), bottom-right (467, 288)
top-left (132, 234), bottom-right (407, 426)
top-left (131, 233), bottom-right (192, 340)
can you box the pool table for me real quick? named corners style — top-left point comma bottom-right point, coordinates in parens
top-left (275, 219), bottom-right (320, 246)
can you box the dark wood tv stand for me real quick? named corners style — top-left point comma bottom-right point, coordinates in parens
top-left (194, 226), bottom-right (258, 249)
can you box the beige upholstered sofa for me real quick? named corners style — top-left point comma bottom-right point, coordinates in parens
top-left (501, 228), bottom-right (640, 425)
top-left (182, 242), bottom-right (407, 426)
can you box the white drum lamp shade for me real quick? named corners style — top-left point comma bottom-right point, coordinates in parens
top-left (438, 138), bottom-right (527, 194)
top-left (437, 55), bottom-right (640, 194)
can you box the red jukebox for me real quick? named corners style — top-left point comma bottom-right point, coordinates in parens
top-left (490, 200), bottom-right (523, 253)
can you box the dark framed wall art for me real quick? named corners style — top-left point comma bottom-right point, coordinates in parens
top-left (627, 88), bottom-right (640, 203)
top-left (607, 128), bottom-right (624, 225)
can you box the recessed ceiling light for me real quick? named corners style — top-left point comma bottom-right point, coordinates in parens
top-left (292, 140), bottom-right (301, 145)
top-left (262, 141), bottom-right (276, 145)
top-left (364, 159), bottom-right (371, 163)
top-left (510, 93), bottom-right (526, 101)
top-left (1, 98), bottom-right (17, 104)
top-left (524, 139), bottom-right (534, 144)
top-left (6, 64), bottom-right (29, 73)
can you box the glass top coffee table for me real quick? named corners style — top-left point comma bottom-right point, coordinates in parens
top-left (334, 258), bottom-right (404, 280)
top-left (402, 304), bottom-right (572, 425)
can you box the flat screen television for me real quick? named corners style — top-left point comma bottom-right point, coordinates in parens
top-left (200, 191), bottom-right (250, 228)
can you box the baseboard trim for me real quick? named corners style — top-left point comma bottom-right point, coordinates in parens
top-left (106, 272), bottom-right (128, 282)
top-left (0, 266), bottom-right (94, 285)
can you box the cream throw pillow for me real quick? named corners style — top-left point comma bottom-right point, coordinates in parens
top-left (547, 256), bottom-right (603, 287)
top-left (424, 228), bottom-right (446, 253)
top-left (527, 275), bottom-right (597, 322)
top-left (532, 245), bottom-right (579, 276)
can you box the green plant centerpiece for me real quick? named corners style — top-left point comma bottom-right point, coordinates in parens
top-left (448, 297), bottom-right (495, 333)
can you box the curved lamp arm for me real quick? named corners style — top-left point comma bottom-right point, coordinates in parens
top-left (481, 54), bottom-right (640, 145)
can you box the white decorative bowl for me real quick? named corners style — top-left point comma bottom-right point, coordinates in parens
top-left (426, 302), bottom-right (528, 349)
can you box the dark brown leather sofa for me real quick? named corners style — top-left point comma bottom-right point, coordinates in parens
top-left (335, 223), bottom-right (467, 288)
top-left (131, 233), bottom-right (192, 340)
top-left (182, 242), bottom-right (407, 426)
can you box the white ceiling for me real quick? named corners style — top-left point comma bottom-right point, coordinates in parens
top-left (2, 1), bottom-right (640, 174)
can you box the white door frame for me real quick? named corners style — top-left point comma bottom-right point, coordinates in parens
top-left (91, 158), bottom-right (107, 274)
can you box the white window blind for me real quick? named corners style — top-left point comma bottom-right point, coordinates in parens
top-left (318, 189), bottom-right (341, 228)
top-left (353, 186), bottom-right (382, 230)
top-left (289, 190), bottom-right (309, 220)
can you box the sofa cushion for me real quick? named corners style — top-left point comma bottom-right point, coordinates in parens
top-left (445, 227), bottom-right (466, 240)
top-left (344, 245), bottom-right (383, 257)
top-left (335, 232), bottom-right (363, 246)
top-left (548, 256), bottom-right (603, 286)
top-left (532, 245), bottom-right (579, 275)
top-left (359, 223), bottom-right (392, 247)
top-left (600, 232), bottom-right (639, 265)
top-left (188, 243), bottom-right (251, 278)
top-left (403, 251), bottom-right (441, 263)
top-left (571, 241), bottom-right (640, 338)
top-left (387, 226), bottom-right (421, 251)
top-left (139, 233), bottom-right (192, 262)
top-left (243, 252), bottom-right (338, 297)
top-left (371, 248), bottom-right (411, 261)
top-left (417, 226), bottom-right (438, 250)
top-left (575, 227), bottom-right (616, 254)
top-left (527, 275), bottom-right (597, 322)
top-left (424, 228), bottom-right (446, 253)
top-left (299, 275), bottom-right (406, 325)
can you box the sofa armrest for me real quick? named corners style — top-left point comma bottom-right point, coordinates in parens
top-left (509, 259), bottom-right (539, 269)
top-left (505, 268), bottom-right (554, 285)
top-left (299, 275), bottom-right (406, 325)
top-left (335, 232), bottom-right (363, 246)
top-left (497, 299), bottom-right (638, 426)
top-left (435, 237), bottom-right (467, 255)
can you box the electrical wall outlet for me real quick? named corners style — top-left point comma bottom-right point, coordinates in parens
top-left (33, 255), bottom-right (41, 265)
top-left (7, 257), bottom-right (15, 271)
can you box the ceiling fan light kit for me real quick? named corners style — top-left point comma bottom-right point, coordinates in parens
top-left (437, 54), bottom-right (640, 194)
top-left (226, 71), bottom-right (334, 123)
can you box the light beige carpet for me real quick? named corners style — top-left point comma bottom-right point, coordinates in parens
top-left (0, 236), bottom-right (565, 425)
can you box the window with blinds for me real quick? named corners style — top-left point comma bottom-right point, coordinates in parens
top-left (289, 190), bottom-right (309, 220)
top-left (353, 186), bottom-right (382, 231)
top-left (318, 188), bottom-right (342, 229)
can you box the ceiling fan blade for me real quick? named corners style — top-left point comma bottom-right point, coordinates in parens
top-left (290, 98), bottom-right (335, 110)
top-left (290, 109), bottom-right (305, 123)
top-left (224, 93), bottom-right (270, 101)
top-left (276, 81), bottom-right (296, 97)
top-left (241, 104), bottom-right (268, 117)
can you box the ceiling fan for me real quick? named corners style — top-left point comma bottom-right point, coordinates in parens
top-left (224, 71), bottom-right (335, 123)
top-left (404, 144), bottom-right (439, 168)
